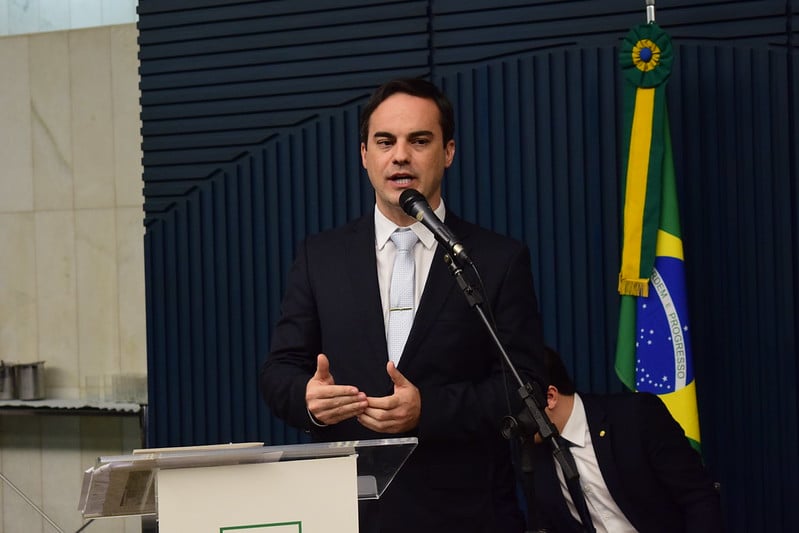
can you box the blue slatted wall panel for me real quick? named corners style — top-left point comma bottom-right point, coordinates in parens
top-left (670, 44), bottom-right (798, 531)
top-left (140, 0), bottom-right (431, 223)
top-left (438, 51), bottom-right (622, 390)
top-left (140, 1), bottom-right (798, 529)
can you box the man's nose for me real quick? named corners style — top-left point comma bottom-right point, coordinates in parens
top-left (392, 141), bottom-right (410, 165)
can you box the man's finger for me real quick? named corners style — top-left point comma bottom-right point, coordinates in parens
top-left (386, 361), bottom-right (409, 387)
top-left (314, 353), bottom-right (331, 381)
top-left (314, 396), bottom-right (368, 424)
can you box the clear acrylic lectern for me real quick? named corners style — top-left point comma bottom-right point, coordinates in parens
top-left (78, 437), bottom-right (417, 532)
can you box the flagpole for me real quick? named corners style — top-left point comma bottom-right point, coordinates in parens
top-left (646, 0), bottom-right (656, 23)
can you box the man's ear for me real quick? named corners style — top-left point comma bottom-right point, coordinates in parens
top-left (546, 385), bottom-right (559, 411)
top-left (444, 139), bottom-right (455, 167)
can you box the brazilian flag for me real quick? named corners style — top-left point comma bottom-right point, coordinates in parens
top-left (615, 23), bottom-right (701, 451)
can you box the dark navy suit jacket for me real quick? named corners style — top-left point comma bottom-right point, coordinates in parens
top-left (261, 211), bottom-right (545, 532)
top-left (532, 392), bottom-right (724, 533)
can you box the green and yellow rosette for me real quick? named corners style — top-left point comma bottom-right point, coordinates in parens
top-left (620, 23), bottom-right (673, 88)
top-left (617, 23), bottom-right (674, 297)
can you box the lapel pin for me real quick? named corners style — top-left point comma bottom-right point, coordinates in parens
top-left (599, 430), bottom-right (606, 437)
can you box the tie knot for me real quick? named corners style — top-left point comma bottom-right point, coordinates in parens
top-left (390, 229), bottom-right (419, 252)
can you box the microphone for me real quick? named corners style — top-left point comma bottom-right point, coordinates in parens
top-left (399, 189), bottom-right (472, 265)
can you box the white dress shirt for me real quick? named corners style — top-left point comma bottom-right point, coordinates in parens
top-left (555, 393), bottom-right (638, 533)
top-left (374, 202), bottom-right (443, 335)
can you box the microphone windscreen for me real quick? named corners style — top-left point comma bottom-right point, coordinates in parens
top-left (399, 189), bottom-right (426, 216)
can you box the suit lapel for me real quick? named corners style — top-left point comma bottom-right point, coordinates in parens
top-left (584, 395), bottom-right (639, 528)
top-left (399, 245), bottom-right (455, 367)
top-left (397, 214), bottom-right (471, 368)
top-left (342, 215), bottom-right (390, 364)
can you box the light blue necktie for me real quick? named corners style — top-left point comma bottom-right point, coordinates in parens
top-left (387, 229), bottom-right (419, 365)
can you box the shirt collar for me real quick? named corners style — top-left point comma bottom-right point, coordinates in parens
top-left (374, 199), bottom-right (445, 251)
top-left (559, 392), bottom-right (588, 448)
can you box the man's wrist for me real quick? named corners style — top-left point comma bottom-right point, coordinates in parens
top-left (307, 407), bottom-right (327, 427)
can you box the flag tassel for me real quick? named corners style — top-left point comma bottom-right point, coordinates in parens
top-left (618, 275), bottom-right (650, 297)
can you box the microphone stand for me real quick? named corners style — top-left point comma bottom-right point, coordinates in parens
top-left (443, 254), bottom-right (581, 533)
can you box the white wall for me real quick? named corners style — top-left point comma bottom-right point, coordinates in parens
top-left (0, 23), bottom-right (145, 533)
top-left (0, 0), bottom-right (138, 37)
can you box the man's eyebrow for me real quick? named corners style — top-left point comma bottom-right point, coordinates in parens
top-left (372, 130), bottom-right (435, 139)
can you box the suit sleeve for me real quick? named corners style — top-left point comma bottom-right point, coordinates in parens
top-left (259, 239), bottom-right (319, 431)
top-left (638, 393), bottom-right (724, 532)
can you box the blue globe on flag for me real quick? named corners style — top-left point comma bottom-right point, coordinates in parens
top-left (635, 255), bottom-right (694, 394)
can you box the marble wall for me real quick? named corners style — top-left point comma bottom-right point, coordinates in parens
top-left (0, 0), bottom-right (138, 37)
top-left (0, 24), bottom-right (144, 533)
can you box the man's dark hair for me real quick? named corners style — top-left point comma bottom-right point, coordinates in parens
top-left (544, 346), bottom-right (577, 395)
top-left (359, 77), bottom-right (455, 146)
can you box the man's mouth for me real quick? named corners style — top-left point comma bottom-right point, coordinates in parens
top-left (389, 174), bottom-right (414, 185)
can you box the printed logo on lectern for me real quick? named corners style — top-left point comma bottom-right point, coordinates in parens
top-left (220, 521), bottom-right (302, 532)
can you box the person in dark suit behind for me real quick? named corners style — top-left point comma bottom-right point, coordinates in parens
top-left (531, 347), bottom-right (723, 533)
top-left (259, 77), bottom-right (547, 532)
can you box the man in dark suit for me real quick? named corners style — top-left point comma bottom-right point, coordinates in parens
top-left (260, 78), bottom-right (546, 532)
top-left (531, 348), bottom-right (723, 532)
